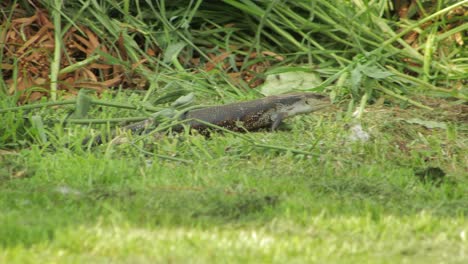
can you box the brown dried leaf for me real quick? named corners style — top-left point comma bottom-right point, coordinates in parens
top-left (1, 63), bottom-right (14, 70)
top-left (228, 72), bottom-right (241, 79)
top-left (190, 57), bottom-right (200, 66)
top-left (404, 31), bottom-right (418, 45)
top-left (84, 27), bottom-right (100, 52)
top-left (101, 76), bottom-right (123, 87)
top-left (261, 51), bottom-right (284, 61)
top-left (88, 63), bottom-right (113, 70)
top-left (12, 14), bottom-right (37, 25)
top-left (14, 75), bottom-right (34, 92)
top-left (69, 39), bottom-right (89, 54)
top-left (17, 25), bottom-right (50, 54)
top-left (131, 59), bottom-right (147, 70)
top-left (453, 32), bottom-right (463, 46)
top-left (81, 68), bottom-right (98, 82)
top-left (73, 34), bottom-right (93, 53)
top-left (205, 52), bottom-right (231, 71)
top-left (249, 51), bottom-right (284, 61)
top-left (28, 91), bottom-right (44, 102)
top-left (36, 9), bottom-right (52, 26)
top-left (117, 33), bottom-right (128, 60)
top-left (73, 81), bottom-right (105, 91)
top-left (147, 48), bottom-right (156, 56)
top-left (112, 64), bottom-right (124, 79)
top-left (35, 77), bottom-right (47, 85)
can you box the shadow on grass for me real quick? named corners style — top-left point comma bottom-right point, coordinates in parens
top-left (0, 149), bottom-right (466, 248)
top-left (0, 182), bottom-right (280, 247)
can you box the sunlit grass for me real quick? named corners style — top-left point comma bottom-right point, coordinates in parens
top-left (1, 214), bottom-right (467, 263)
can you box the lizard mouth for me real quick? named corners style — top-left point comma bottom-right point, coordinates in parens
top-left (281, 98), bottom-right (330, 116)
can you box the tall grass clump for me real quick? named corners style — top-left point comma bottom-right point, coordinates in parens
top-left (6, 0), bottom-right (463, 103)
top-left (60, 1), bottom-right (467, 101)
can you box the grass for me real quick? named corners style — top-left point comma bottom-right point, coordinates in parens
top-left (1, 103), bottom-right (467, 262)
top-left (1, 0), bottom-right (467, 262)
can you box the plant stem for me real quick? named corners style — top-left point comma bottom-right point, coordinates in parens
top-left (0, 100), bottom-right (76, 113)
top-left (67, 117), bottom-right (149, 124)
top-left (50, 0), bottom-right (62, 101)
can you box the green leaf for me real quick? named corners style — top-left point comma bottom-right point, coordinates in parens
top-left (260, 71), bottom-right (322, 95)
top-left (171, 92), bottom-right (195, 107)
top-left (73, 89), bottom-right (93, 119)
top-left (362, 65), bottom-right (393, 79)
top-left (350, 65), bottom-right (362, 90)
top-left (30, 115), bottom-right (47, 144)
top-left (403, 118), bottom-right (447, 129)
top-left (265, 66), bottom-right (314, 75)
top-left (164, 42), bottom-right (187, 63)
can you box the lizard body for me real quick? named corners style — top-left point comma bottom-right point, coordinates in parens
top-left (83, 92), bottom-right (329, 146)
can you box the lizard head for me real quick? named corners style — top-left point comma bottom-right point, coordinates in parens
top-left (276, 93), bottom-right (330, 117)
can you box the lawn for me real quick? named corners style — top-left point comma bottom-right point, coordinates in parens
top-left (1, 102), bottom-right (467, 263)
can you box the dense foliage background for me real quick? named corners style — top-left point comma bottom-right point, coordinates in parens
top-left (1, 0), bottom-right (466, 104)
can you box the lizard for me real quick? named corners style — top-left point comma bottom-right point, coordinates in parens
top-left (82, 92), bottom-right (330, 146)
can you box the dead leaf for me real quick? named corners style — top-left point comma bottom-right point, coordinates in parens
top-left (12, 14), bottom-right (37, 25)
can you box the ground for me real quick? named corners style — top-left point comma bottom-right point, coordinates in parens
top-left (1, 101), bottom-right (466, 263)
